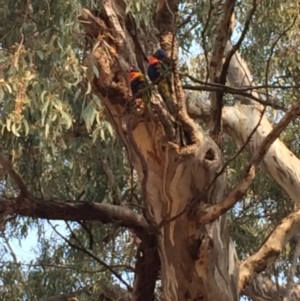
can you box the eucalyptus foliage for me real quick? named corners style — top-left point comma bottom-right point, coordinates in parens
top-left (0, 0), bottom-right (299, 299)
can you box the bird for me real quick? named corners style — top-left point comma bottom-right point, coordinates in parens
top-left (129, 65), bottom-right (147, 95)
top-left (147, 49), bottom-right (175, 115)
top-left (147, 49), bottom-right (171, 82)
top-left (148, 50), bottom-right (187, 146)
top-left (128, 66), bottom-right (151, 115)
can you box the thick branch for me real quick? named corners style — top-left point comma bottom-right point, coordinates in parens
top-left (224, 41), bottom-right (258, 105)
top-left (209, 0), bottom-right (235, 142)
top-left (0, 197), bottom-right (149, 239)
top-left (187, 90), bottom-right (300, 207)
top-left (189, 100), bottom-right (300, 224)
top-left (132, 238), bottom-right (160, 301)
top-left (239, 208), bottom-right (300, 292)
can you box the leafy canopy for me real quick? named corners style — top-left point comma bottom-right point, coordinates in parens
top-left (0, 0), bottom-right (299, 299)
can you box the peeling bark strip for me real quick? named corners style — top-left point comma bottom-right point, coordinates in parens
top-left (78, 1), bottom-right (239, 301)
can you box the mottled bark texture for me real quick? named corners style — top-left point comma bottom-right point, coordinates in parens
top-left (79, 1), bottom-right (239, 301)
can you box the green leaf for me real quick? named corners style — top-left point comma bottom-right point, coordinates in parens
top-left (5, 83), bottom-right (12, 93)
top-left (0, 87), bottom-right (4, 100)
top-left (135, 1), bottom-right (141, 12)
top-left (12, 122), bottom-right (20, 137)
top-left (82, 103), bottom-right (97, 131)
top-left (41, 98), bottom-right (50, 125)
top-left (93, 65), bottom-right (100, 78)
top-left (86, 81), bottom-right (92, 95)
top-left (45, 119), bottom-right (50, 139)
top-left (100, 128), bottom-right (105, 140)
top-left (74, 87), bottom-right (82, 101)
top-left (6, 118), bottom-right (11, 132)
top-left (23, 119), bottom-right (30, 136)
top-left (37, 50), bottom-right (44, 60)
top-left (41, 90), bottom-right (47, 103)
top-left (105, 121), bottom-right (114, 137)
top-left (60, 111), bottom-right (73, 129)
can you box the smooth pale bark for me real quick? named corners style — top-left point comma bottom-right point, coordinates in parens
top-left (187, 42), bottom-right (300, 206)
top-left (225, 42), bottom-right (300, 205)
top-left (80, 2), bottom-right (239, 301)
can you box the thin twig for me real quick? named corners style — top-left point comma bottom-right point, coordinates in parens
top-left (202, 0), bottom-right (214, 83)
top-left (219, 0), bottom-right (257, 84)
top-left (48, 221), bottom-right (133, 291)
top-left (0, 260), bottom-right (135, 273)
top-left (209, 0), bottom-right (236, 143)
top-left (183, 83), bottom-right (291, 112)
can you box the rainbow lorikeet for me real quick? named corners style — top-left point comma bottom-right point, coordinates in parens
top-left (147, 49), bottom-right (175, 115)
top-left (128, 66), bottom-right (151, 114)
top-left (129, 65), bottom-right (147, 95)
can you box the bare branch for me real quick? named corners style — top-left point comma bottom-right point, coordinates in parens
top-left (0, 197), bottom-right (149, 239)
top-left (220, 0), bottom-right (256, 86)
top-left (0, 153), bottom-right (30, 197)
top-left (132, 238), bottom-right (160, 301)
top-left (239, 208), bottom-right (300, 292)
top-left (0, 260), bottom-right (134, 273)
top-left (209, 0), bottom-right (236, 144)
top-left (49, 221), bottom-right (133, 291)
top-left (191, 100), bottom-right (300, 224)
top-left (183, 75), bottom-right (295, 113)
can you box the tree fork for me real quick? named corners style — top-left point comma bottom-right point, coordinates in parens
top-left (79, 1), bottom-right (239, 300)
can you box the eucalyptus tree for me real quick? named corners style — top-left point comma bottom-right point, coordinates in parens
top-left (0, 0), bottom-right (300, 301)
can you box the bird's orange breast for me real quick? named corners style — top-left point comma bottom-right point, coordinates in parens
top-left (129, 71), bottom-right (143, 83)
top-left (148, 55), bottom-right (160, 66)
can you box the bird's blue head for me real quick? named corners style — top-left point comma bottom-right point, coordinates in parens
top-left (153, 49), bottom-right (167, 60)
